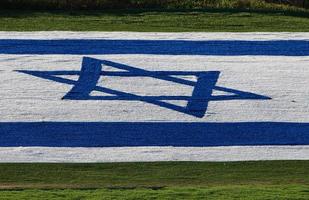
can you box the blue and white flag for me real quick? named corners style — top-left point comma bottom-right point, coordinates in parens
top-left (0, 32), bottom-right (308, 162)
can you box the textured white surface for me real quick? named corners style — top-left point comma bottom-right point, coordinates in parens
top-left (1, 55), bottom-right (308, 122)
top-left (0, 31), bottom-right (309, 40)
top-left (1, 146), bottom-right (309, 162)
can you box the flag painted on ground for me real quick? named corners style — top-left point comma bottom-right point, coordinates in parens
top-left (0, 32), bottom-right (308, 162)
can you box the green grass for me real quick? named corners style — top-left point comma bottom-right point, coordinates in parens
top-left (0, 9), bottom-right (309, 32)
top-left (1, 186), bottom-right (309, 200)
top-left (0, 0), bottom-right (308, 10)
top-left (0, 161), bottom-right (308, 199)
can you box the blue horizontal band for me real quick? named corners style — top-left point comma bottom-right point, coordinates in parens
top-left (1, 122), bottom-right (308, 147)
top-left (1, 39), bottom-right (309, 55)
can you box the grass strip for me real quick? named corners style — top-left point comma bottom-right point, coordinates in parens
top-left (0, 9), bottom-right (309, 32)
top-left (0, 161), bottom-right (308, 189)
top-left (0, 0), bottom-right (308, 11)
top-left (0, 161), bottom-right (308, 199)
top-left (0, 185), bottom-right (309, 200)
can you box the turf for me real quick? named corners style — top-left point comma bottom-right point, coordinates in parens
top-left (0, 9), bottom-right (309, 32)
top-left (0, 0), bottom-right (308, 11)
top-left (0, 161), bottom-right (308, 199)
top-left (1, 186), bottom-right (309, 200)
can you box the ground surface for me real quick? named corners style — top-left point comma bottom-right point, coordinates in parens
top-left (0, 9), bottom-right (309, 199)
top-left (0, 10), bottom-right (309, 32)
top-left (0, 31), bottom-right (308, 199)
top-left (0, 161), bottom-right (308, 199)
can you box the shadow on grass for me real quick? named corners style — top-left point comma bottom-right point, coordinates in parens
top-left (0, 8), bottom-right (308, 19)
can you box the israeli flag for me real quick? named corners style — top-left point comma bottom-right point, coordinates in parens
top-left (0, 32), bottom-right (309, 162)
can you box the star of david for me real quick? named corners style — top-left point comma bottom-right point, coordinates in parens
top-left (17, 57), bottom-right (271, 118)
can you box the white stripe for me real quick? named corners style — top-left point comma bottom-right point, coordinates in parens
top-left (0, 146), bottom-right (309, 162)
top-left (1, 55), bottom-right (308, 122)
top-left (0, 31), bottom-right (308, 40)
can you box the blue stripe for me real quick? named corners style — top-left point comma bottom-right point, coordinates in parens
top-left (0, 122), bottom-right (308, 147)
top-left (1, 39), bottom-right (309, 55)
